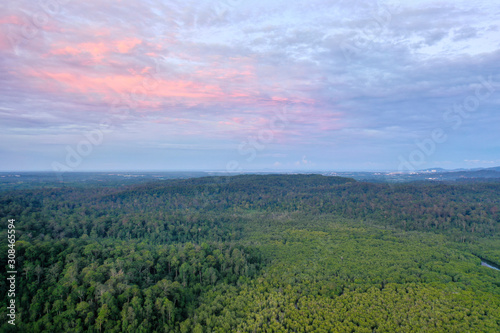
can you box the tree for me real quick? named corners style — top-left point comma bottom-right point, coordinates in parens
top-left (96, 304), bottom-right (110, 332)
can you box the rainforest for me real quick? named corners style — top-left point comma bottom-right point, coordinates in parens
top-left (1, 174), bottom-right (499, 332)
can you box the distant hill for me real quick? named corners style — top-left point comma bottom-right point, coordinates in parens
top-left (217, 174), bottom-right (356, 187)
top-left (419, 166), bottom-right (500, 173)
top-left (136, 173), bottom-right (357, 193)
top-left (419, 167), bottom-right (447, 172)
top-left (442, 169), bottom-right (500, 179)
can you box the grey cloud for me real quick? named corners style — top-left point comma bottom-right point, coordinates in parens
top-left (452, 26), bottom-right (478, 41)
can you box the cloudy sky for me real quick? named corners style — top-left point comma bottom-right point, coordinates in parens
top-left (1, 0), bottom-right (499, 172)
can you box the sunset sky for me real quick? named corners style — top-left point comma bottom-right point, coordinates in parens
top-left (1, 0), bottom-right (499, 172)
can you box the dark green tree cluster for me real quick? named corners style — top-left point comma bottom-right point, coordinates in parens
top-left (0, 239), bottom-right (261, 332)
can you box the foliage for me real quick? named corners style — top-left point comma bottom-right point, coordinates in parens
top-left (0, 174), bottom-right (499, 332)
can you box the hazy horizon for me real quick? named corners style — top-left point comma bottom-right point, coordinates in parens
top-left (1, 165), bottom-right (499, 174)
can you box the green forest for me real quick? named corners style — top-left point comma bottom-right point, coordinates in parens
top-left (1, 174), bottom-right (499, 332)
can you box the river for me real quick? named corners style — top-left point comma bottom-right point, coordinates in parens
top-left (481, 260), bottom-right (500, 271)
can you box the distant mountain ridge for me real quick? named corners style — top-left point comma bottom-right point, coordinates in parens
top-left (419, 166), bottom-right (500, 172)
top-left (407, 166), bottom-right (500, 182)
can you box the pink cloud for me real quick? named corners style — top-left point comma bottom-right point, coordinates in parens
top-left (51, 46), bottom-right (87, 56)
top-left (26, 69), bottom-right (229, 109)
top-left (49, 37), bottom-right (142, 62)
top-left (50, 42), bottom-right (110, 62)
top-left (25, 64), bottom-right (320, 115)
top-left (0, 15), bottom-right (25, 51)
top-left (20, 31), bottom-right (319, 119)
top-left (0, 32), bottom-right (11, 51)
top-left (231, 117), bottom-right (245, 124)
top-left (0, 15), bottom-right (23, 25)
top-left (115, 37), bottom-right (142, 53)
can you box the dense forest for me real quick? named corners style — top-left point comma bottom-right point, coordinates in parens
top-left (1, 174), bottom-right (499, 332)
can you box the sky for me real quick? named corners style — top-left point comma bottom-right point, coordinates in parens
top-left (0, 0), bottom-right (499, 172)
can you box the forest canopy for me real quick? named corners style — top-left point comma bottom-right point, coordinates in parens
top-left (1, 174), bottom-right (499, 332)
